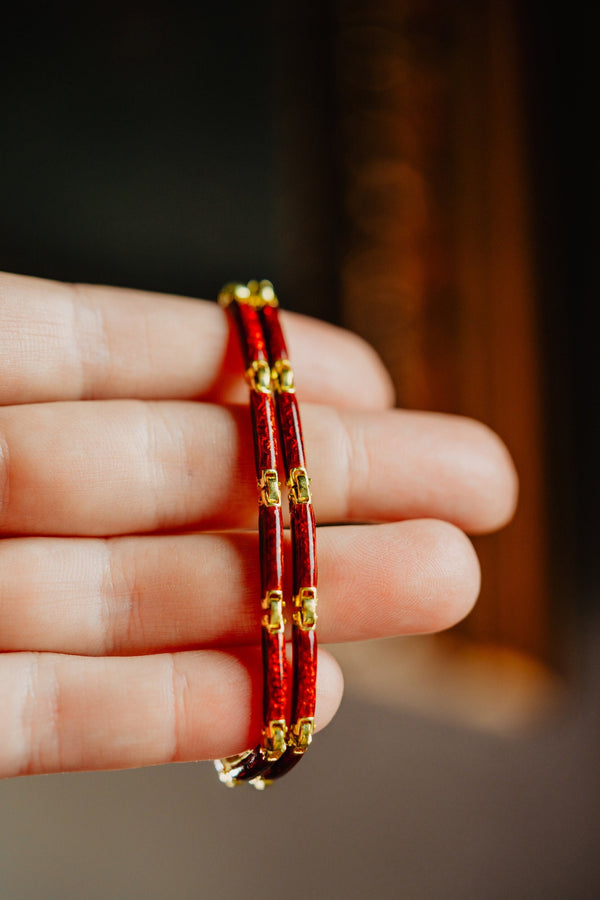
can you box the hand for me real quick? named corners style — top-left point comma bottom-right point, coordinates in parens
top-left (0, 271), bottom-right (517, 777)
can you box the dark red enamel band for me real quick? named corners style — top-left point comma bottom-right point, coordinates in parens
top-left (259, 300), bottom-right (318, 780)
top-left (214, 282), bottom-right (287, 789)
top-left (213, 280), bottom-right (318, 788)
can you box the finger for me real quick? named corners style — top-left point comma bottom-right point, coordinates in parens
top-left (0, 520), bottom-right (479, 654)
top-left (0, 647), bottom-right (343, 778)
top-left (0, 401), bottom-right (517, 537)
top-left (0, 271), bottom-right (394, 409)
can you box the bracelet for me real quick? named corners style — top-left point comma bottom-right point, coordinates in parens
top-left (213, 280), bottom-right (318, 788)
top-left (214, 281), bottom-right (287, 789)
top-left (258, 298), bottom-right (318, 780)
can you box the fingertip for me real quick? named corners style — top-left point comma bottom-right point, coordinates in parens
top-left (314, 649), bottom-right (344, 733)
top-left (459, 418), bottom-right (519, 533)
top-left (414, 519), bottom-right (481, 632)
top-left (347, 519), bottom-right (481, 638)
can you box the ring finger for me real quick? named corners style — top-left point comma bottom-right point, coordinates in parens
top-left (0, 520), bottom-right (479, 655)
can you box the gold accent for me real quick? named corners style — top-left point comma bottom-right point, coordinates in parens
top-left (218, 280), bottom-right (279, 309)
top-left (263, 719), bottom-right (287, 760)
top-left (261, 590), bottom-right (285, 633)
top-left (216, 770), bottom-right (239, 788)
top-left (255, 280), bottom-right (278, 307)
top-left (213, 750), bottom-right (254, 787)
top-left (245, 359), bottom-right (271, 394)
top-left (217, 282), bottom-right (248, 308)
top-left (288, 466), bottom-right (312, 504)
top-left (248, 776), bottom-right (271, 791)
top-left (257, 468), bottom-right (281, 507)
top-left (293, 587), bottom-right (318, 630)
top-left (271, 358), bottom-right (295, 393)
top-left (289, 717), bottom-right (314, 754)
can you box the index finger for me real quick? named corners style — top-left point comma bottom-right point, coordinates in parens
top-left (0, 271), bottom-right (394, 409)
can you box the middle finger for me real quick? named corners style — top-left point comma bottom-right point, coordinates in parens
top-left (0, 400), bottom-right (516, 536)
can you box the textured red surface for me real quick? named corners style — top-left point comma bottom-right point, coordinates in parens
top-left (291, 503), bottom-right (317, 593)
top-left (263, 305), bottom-right (319, 774)
top-left (219, 298), bottom-right (322, 784)
top-left (259, 505), bottom-right (284, 594)
top-left (276, 392), bottom-right (305, 471)
top-left (261, 303), bottom-right (288, 360)
top-left (262, 629), bottom-right (287, 721)
top-left (220, 299), bottom-right (287, 783)
top-left (235, 302), bottom-right (267, 364)
top-left (292, 628), bottom-right (317, 720)
top-left (250, 391), bottom-right (279, 472)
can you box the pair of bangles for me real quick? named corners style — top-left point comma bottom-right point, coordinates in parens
top-left (214, 280), bottom-right (318, 789)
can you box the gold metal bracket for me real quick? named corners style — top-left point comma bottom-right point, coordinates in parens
top-left (248, 776), bottom-right (271, 791)
top-left (263, 719), bottom-right (287, 761)
top-left (257, 468), bottom-right (281, 507)
top-left (261, 590), bottom-right (285, 633)
top-left (245, 359), bottom-right (271, 394)
top-left (215, 769), bottom-right (239, 788)
top-left (213, 749), bottom-right (255, 787)
top-left (292, 587), bottom-right (318, 631)
top-left (271, 358), bottom-right (295, 393)
top-left (218, 280), bottom-right (279, 309)
top-left (288, 467), bottom-right (311, 505)
top-left (289, 717), bottom-right (314, 755)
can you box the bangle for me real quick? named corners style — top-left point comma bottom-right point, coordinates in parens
top-left (213, 280), bottom-right (318, 788)
top-left (258, 299), bottom-right (318, 780)
top-left (214, 281), bottom-right (287, 789)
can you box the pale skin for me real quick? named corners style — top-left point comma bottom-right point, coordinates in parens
top-left (0, 271), bottom-right (518, 778)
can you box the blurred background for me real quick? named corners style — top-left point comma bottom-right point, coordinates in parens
top-left (0, 2), bottom-right (597, 897)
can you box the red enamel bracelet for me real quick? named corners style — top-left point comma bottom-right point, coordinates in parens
top-left (259, 299), bottom-right (318, 780)
top-left (214, 281), bottom-right (287, 788)
top-left (213, 280), bottom-right (318, 788)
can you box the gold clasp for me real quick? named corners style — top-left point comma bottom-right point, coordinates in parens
top-left (218, 282), bottom-right (246, 307)
top-left (254, 280), bottom-right (278, 307)
top-left (245, 359), bottom-right (271, 394)
top-left (218, 280), bottom-right (279, 309)
top-left (257, 469), bottom-right (281, 507)
top-left (271, 359), bottom-right (295, 393)
top-left (289, 717), bottom-right (314, 754)
top-left (288, 466), bottom-right (311, 505)
top-left (293, 587), bottom-right (317, 630)
top-left (263, 719), bottom-right (287, 760)
top-left (261, 590), bottom-right (285, 633)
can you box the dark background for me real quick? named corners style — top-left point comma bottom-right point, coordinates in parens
top-left (0, 3), bottom-right (277, 299)
top-left (0, 2), bottom-right (594, 592)
top-left (1, 3), bottom-right (597, 898)
top-left (517, 1), bottom-right (596, 602)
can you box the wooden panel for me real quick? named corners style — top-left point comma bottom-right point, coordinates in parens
top-left (333, 0), bottom-right (555, 670)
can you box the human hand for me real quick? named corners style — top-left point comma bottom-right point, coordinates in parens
top-left (0, 271), bottom-right (517, 778)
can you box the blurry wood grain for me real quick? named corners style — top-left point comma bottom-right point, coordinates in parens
top-left (275, 0), bottom-right (562, 706)
top-left (333, 0), bottom-right (554, 667)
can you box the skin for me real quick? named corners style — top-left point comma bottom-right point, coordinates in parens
top-left (0, 271), bottom-right (518, 778)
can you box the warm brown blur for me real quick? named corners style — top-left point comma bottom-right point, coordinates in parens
top-left (335, 0), bottom-right (552, 663)
top-left (276, 0), bottom-right (572, 725)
